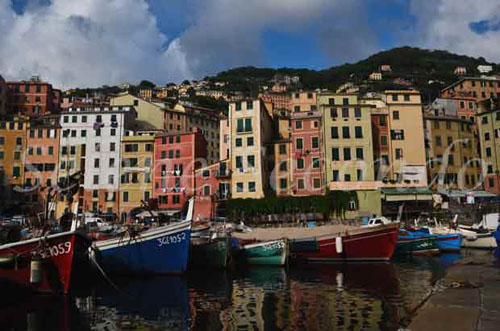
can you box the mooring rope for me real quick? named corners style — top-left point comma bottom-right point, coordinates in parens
top-left (87, 246), bottom-right (130, 296)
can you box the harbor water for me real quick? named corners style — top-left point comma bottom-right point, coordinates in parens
top-left (0, 254), bottom-right (465, 330)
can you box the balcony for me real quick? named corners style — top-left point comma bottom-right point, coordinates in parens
top-left (213, 191), bottom-right (231, 201)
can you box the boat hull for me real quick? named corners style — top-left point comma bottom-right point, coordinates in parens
top-left (189, 236), bottom-right (230, 269)
top-left (435, 234), bottom-right (462, 252)
top-left (395, 237), bottom-right (439, 256)
top-left (461, 232), bottom-right (497, 249)
top-left (95, 221), bottom-right (191, 274)
top-left (242, 239), bottom-right (287, 266)
top-left (291, 223), bottom-right (399, 262)
top-left (0, 231), bottom-right (90, 294)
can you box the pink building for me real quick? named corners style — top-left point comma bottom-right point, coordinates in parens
top-left (290, 107), bottom-right (325, 196)
top-left (153, 127), bottom-right (207, 213)
top-left (193, 159), bottom-right (231, 220)
top-left (219, 117), bottom-right (229, 160)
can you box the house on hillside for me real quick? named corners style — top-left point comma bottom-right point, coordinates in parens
top-left (453, 66), bottom-right (467, 76)
top-left (369, 72), bottom-right (382, 81)
top-left (478, 65), bottom-right (493, 74)
top-left (380, 65), bottom-right (392, 72)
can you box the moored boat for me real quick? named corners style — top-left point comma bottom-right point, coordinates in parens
top-left (0, 230), bottom-right (91, 294)
top-left (189, 234), bottom-right (231, 269)
top-left (410, 228), bottom-right (462, 252)
top-left (241, 239), bottom-right (288, 266)
top-left (290, 222), bottom-right (400, 262)
top-left (94, 220), bottom-right (191, 274)
top-left (395, 230), bottom-right (439, 256)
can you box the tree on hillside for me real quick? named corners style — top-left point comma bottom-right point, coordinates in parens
top-left (138, 80), bottom-right (155, 89)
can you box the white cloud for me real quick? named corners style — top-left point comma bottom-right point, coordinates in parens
top-left (0, 0), bottom-right (191, 88)
top-left (409, 0), bottom-right (500, 62)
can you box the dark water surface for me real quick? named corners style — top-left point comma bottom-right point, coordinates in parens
top-left (0, 254), bottom-right (463, 330)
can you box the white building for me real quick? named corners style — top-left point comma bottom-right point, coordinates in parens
top-left (478, 65), bottom-right (493, 74)
top-left (59, 105), bottom-right (136, 213)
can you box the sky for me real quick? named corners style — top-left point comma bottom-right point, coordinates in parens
top-left (1, 0), bottom-right (500, 88)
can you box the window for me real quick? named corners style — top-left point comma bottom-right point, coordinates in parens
top-left (95, 128), bottom-right (101, 136)
top-left (356, 148), bottom-right (364, 160)
top-left (110, 129), bottom-right (116, 136)
top-left (448, 154), bottom-right (454, 165)
top-left (236, 156), bottom-right (243, 168)
top-left (92, 190), bottom-right (99, 198)
top-left (343, 148), bottom-right (351, 161)
top-left (294, 105), bottom-right (300, 112)
top-left (279, 144), bottom-right (286, 155)
top-left (296, 138), bottom-right (303, 149)
top-left (436, 135), bottom-right (442, 146)
top-left (247, 155), bottom-right (255, 168)
top-left (72, 116), bottom-right (77, 123)
top-left (297, 179), bottom-right (305, 189)
top-left (279, 161), bottom-right (287, 171)
top-left (342, 108), bottom-right (349, 118)
top-left (355, 126), bottom-right (363, 138)
top-left (392, 94), bottom-right (398, 101)
top-left (14, 152), bottom-right (21, 160)
top-left (485, 132), bottom-right (491, 141)
top-left (331, 126), bottom-right (339, 139)
top-left (96, 115), bottom-right (102, 123)
top-left (95, 143), bottom-right (100, 152)
top-left (357, 169), bottom-right (363, 181)
top-left (343, 98), bottom-right (349, 105)
top-left (279, 178), bottom-right (287, 189)
top-left (246, 136), bottom-right (254, 146)
top-left (342, 126), bottom-right (350, 138)
top-left (108, 175), bottom-right (114, 185)
top-left (330, 108), bottom-right (338, 118)
top-left (236, 182), bottom-right (244, 193)
top-left (28, 147), bottom-right (34, 155)
top-left (109, 158), bottom-right (115, 167)
top-left (391, 130), bottom-right (405, 140)
top-left (329, 98), bottom-right (335, 105)
top-left (246, 101), bottom-right (253, 110)
top-left (16, 137), bottom-right (22, 145)
top-left (393, 111), bottom-right (400, 120)
top-left (381, 135), bottom-right (388, 146)
top-left (297, 158), bottom-right (304, 169)
top-left (236, 119), bottom-right (243, 132)
top-left (344, 174), bottom-right (351, 182)
top-left (93, 175), bottom-right (99, 185)
top-left (404, 94), bottom-right (410, 101)
top-left (312, 137), bottom-right (319, 149)
top-left (486, 147), bottom-right (492, 157)
top-left (235, 138), bottom-right (242, 147)
top-left (332, 170), bottom-right (339, 181)
top-left (332, 147), bottom-right (340, 161)
top-left (396, 148), bottom-right (403, 160)
top-left (295, 120), bottom-right (302, 129)
top-left (110, 143), bottom-right (116, 152)
top-left (36, 147), bottom-right (42, 155)
top-left (123, 191), bottom-right (129, 202)
top-left (71, 130), bottom-right (77, 137)
top-left (354, 107), bottom-right (361, 118)
top-left (235, 102), bottom-right (242, 111)
top-left (312, 157), bottom-right (320, 168)
top-left (379, 115), bottom-right (387, 126)
top-left (81, 130), bottom-right (87, 137)
top-left (82, 115), bottom-right (87, 123)
top-left (248, 182), bottom-right (256, 192)
top-left (63, 116), bottom-right (69, 123)
top-left (13, 166), bottom-right (20, 177)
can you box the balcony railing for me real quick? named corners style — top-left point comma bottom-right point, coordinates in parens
top-left (215, 170), bottom-right (231, 178)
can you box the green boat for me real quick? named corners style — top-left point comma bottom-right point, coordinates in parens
top-left (189, 235), bottom-right (231, 269)
top-left (395, 231), bottom-right (439, 256)
top-left (241, 239), bottom-right (288, 266)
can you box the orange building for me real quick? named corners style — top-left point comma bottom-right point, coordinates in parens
top-left (441, 77), bottom-right (500, 102)
top-left (0, 117), bottom-right (28, 209)
top-left (6, 77), bottom-right (61, 116)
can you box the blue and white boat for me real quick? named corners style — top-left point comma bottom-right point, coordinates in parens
top-left (412, 228), bottom-right (462, 252)
top-left (93, 200), bottom-right (193, 274)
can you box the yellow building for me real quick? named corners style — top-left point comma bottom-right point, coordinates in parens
top-left (319, 93), bottom-right (375, 184)
top-left (424, 115), bottom-right (480, 190)
top-left (272, 116), bottom-right (292, 196)
top-left (139, 88), bottom-right (153, 101)
top-left (0, 117), bottom-right (27, 188)
top-left (119, 130), bottom-right (156, 220)
top-left (363, 91), bottom-right (427, 186)
top-left (477, 99), bottom-right (500, 193)
top-left (229, 99), bottom-right (273, 199)
top-left (110, 93), bottom-right (164, 129)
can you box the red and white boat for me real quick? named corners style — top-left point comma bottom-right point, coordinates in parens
top-left (0, 231), bottom-right (91, 294)
top-left (290, 222), bottom-right (400, 262)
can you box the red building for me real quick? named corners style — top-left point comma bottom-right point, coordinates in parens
top-left (153, 127), bottom-right (207, 213)
top-left (193, 159), bottom-right (231, 220)
top-left (371, 111), bottom-right (390, 179)
top-left (290, 109), bottom-right (325, 195)
top-left (6, 77), bottom-right (61, 116)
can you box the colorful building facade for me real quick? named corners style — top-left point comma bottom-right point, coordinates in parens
top-left (153, 128), bottom-right (207, 213)
top-left (6, 77), bottom-right (61, 116)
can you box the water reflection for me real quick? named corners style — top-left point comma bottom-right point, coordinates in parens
top-left (0, 257), bottom-right (455, 331)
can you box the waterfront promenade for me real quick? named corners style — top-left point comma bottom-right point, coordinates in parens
top-left (409, 252), bottom-right (500, 331)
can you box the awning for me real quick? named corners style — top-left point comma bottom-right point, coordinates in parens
top-left (135, 211), bottom-right (159, 218)
top-left (381, 187), bottom-right (433, 202)
top-left (436, 189), bottom-right (497, 199)
top-left (156, 209), bottom-right (181, 216)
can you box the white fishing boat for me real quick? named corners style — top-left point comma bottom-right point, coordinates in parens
top-left (431, 215), bottom-right (497, 249)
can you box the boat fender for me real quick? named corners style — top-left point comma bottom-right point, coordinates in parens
top-left (336, 237), bottom-right (343, 254)
top-left (30, 257), bottom-right (43, 284)
top-left (465, 236), bottom-right (477, 242)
